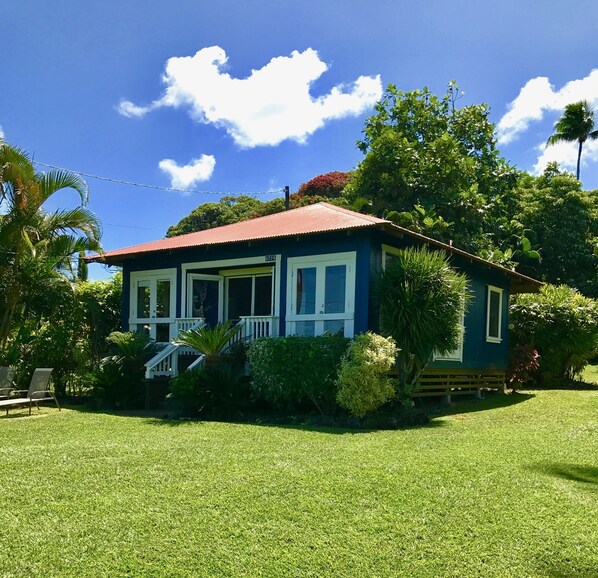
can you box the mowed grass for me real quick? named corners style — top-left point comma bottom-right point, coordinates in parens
top-left (582, 363), bottom-right (598, 384)
top-left (1, 390), bottom-right (597, 578)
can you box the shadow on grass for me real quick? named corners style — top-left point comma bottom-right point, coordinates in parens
top-left (428, 390), bottom-right (535, 418)
top-left (530, 462), bottom-right (598, 486)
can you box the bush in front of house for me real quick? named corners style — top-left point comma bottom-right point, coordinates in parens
top-left (248, 336), bottom-right (349, 416)
top-left (91, 331), bottom-right (157, 409)
top-left (376, 247), bottom-right (470, 406)
top-left (168, 362), bottom-right (247, 418)
top-left (336, 332), bottom-right (398, 417)
top-left (510, 284), bottom-right (598, 386)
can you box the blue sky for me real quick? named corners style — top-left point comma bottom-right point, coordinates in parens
top-left (2, 1), bottom-right (597, 279)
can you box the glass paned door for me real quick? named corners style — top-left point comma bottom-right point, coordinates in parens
top-left (287, 253), bottom-right (355, 337)
top-left (188, 274), bottom-right (223, 327)
top-left (130, 270), bottom-right (176, 342)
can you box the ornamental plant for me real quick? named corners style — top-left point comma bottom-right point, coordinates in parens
top-left (376, 247), bottom-right (470, 406)
top-left (510, 284), bottom-right (598, 385)
top-left (336, 332), bottom-right (398, 417)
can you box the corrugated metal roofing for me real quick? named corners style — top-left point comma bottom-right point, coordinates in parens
top-left (87, 201), bottom-right (541, 292)
top-left (88, 203), bottom-right (386, 262)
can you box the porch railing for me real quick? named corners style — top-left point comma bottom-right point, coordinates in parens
top-left (145, 318), bottom-right (205, 379)
top-left (145, 316), bottom-right (278, 379)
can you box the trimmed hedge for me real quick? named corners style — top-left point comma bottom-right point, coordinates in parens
top-left (248, 336), bottom-right (349, 415)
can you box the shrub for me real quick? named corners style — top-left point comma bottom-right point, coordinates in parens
top-left (248, 336), bottom-right (349, 415)
top-left (336, 333), bottom-right (398, 417)
top-left (168, 362), bottom-right (247, 418)
top-left (175, 321), bottom-right (242, 366)
top-left (506, 344), bottom-right (540, 391)
top-left (376, 247), bottom-right (470, 406)
top-left (92, 331), bottom-right (157, 409)
top-left (510, 284), bottom-right (598, 386)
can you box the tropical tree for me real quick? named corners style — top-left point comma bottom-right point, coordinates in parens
top-left (0, 142), bottom-right (101, 348)
top-left (546, 100), bottom-right (598, 180)
top-left (376, 247), bottom-right (470, 406)
top-left (345, 83), bottom-right (519, 254)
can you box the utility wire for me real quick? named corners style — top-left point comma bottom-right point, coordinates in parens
top-left (32, 161), bottom-right (283, 196)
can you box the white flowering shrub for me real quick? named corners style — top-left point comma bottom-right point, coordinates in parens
top-left (336, 332), bottom-right (398, 417)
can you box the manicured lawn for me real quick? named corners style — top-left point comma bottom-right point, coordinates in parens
top-left (1, 390), bottom-right (597, 577)
top-left (582, 363), bottom-right (598, 384)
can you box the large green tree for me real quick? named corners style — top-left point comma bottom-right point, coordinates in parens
top-left (547, 100), bottom-right (598, 181)
top-left (511, 164), bottom-right (598, 296)
top-left (345, 84), bottom-right (519, 254)
top-left (166, 195), bottom-right (285, 237)
top-left (0, 142), bottom-right (101, 348)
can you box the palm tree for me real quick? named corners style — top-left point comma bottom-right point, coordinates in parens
top-left (0, 142), bottom-right (102, 347)
top-left (546, 100), bottom-right (598, 181)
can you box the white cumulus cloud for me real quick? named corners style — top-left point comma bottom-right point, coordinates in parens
top-left (118, 46), bottom-right (383, 147)
top-left (0, 125), bottom-right (4, 140)
top-left (158, 154), bottom-right (216, 191)
top-left (534, 139), bottom-right (598, 175)
top-left (497, 69), bottom-right (598, 145)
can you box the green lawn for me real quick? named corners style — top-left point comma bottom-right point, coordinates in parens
top-left (582, 363), bottom-right (598, 384)
top-left (1, 390), bottom-right (597, 577)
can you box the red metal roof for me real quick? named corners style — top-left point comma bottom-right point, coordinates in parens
top-left (88, 202), bottom-right (386, 263)
top-left (88, 201), bottom-right (541, 292)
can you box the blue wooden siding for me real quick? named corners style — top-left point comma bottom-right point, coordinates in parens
top-left (121, 226), bottom-right (511, 370)
top-left (121, 229), bottom-right (372, 336)
top-left (369, 231), bottom-right (511, 370)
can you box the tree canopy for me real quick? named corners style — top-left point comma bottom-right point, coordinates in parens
top-left (344, 83), bottom-right (519, 254)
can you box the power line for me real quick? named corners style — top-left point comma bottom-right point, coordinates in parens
top-left (32, 161), bottom-right (283, 196)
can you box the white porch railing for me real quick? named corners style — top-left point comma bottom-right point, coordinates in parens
top-left (145, 316), bottom-right (278, 379)
top-left (239, 315), bottom-right (279, 341)
top-left (145, 318), bottom-right (205, 379)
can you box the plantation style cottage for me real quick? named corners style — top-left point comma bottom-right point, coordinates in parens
top-left (90, 203), bottom-right (541, 388)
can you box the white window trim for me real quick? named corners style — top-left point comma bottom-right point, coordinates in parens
top-left (486, 285), bottom-right (503, 343)
top-left (435, 307), bottom-right (465, 362)
top-left (181, 255), bottom-right (281, 319)
top-left (285, 251), bottom-right (356, 337)
top-left (381, 244), bottom-right (403, 270)
top-left (223, 271), bottom-right (274, 319)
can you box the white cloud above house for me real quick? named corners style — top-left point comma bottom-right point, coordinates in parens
top-left (118, 46), bottom-right (383, 148)
top-left (496, 69), bottom-right (598, 145)
top-left (158, 154), bottom-right (216, 191)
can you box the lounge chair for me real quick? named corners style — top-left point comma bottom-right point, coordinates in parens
top-left (0, 368), bottom-right (61, 415)
top-left (0, 366), bottom-right (17, 400)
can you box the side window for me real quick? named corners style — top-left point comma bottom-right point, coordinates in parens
top-left (486, 286), bottom-right (503, 343)
top-left (435, 300), bottom-right (465, 362)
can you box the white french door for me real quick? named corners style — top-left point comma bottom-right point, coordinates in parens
top-left (286, 252), bottom-right (356, 337)
top-left (130, 269), bottom-right (177, 342)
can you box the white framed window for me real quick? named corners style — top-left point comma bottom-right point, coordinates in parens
top-left (286, 252), bottom-right (356, 338)
top-left (486, 285), bottom-right (503, 343)
top-left (435, 306), bottom-right (465, 362)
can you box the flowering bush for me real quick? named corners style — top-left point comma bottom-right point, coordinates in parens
top-left (336, 332), bottom-right (398, 417)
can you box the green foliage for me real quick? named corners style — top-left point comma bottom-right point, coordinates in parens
top-left (169, 363), bottom-right (247, 418)
top-left (1, 273), bottom-right (122, 397)
top-left (0, 141), bottom-right (101, 349)
top-left (376, 247), bottom-right (470, 406)
top-left (248, 336), bottom-right (349, 415)
top-left (336, 332), bottom-right (398, 417)
top-left (510, 284), bottom-right (598, 385)
top-left (176, 321), bottom-right (242, 365)
top-left (92, 331), bottom-right (158, 408)
top-left (165, 195), bottom-right (285, 237)
top-left (345, 83), bottom-right (518, 254)
top-left (512, 166), bottom-right (598, 296)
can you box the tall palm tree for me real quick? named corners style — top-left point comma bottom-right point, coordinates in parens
top-left (0, 142), bottom-right (102, 347)
top-left (546, 100), bottom-right (598, 180)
